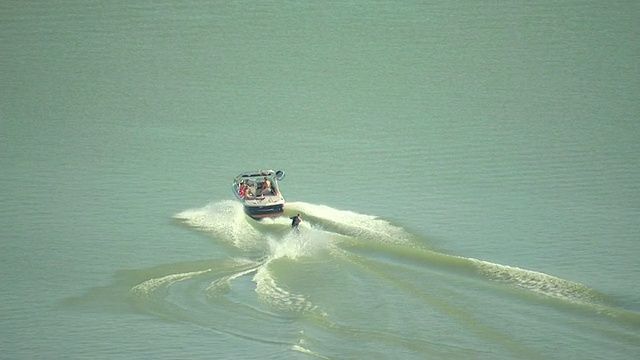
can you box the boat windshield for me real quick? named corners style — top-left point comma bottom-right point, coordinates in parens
top-left (235, 170), bottom-right (276, 184)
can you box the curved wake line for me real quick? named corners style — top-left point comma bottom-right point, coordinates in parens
top-left (205, 265), bottom-right (262, 298)
top-left (329, 246), bottom-right (541, 359)
top-left (458, 256), bottom-right (639, 323)
top-left (469, 257), bottom-right (603, 305)
top-left (338, 239), bottom-right (639, 321)
top-left (130, 269), bottom-right (212, 297)
top-left (173, 200), bottom-right (638, 322)
top-left (253, 264), bottom-right (322, 315)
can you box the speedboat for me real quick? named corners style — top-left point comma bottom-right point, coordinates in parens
top-left (232, 170), bottom-right (286, 219)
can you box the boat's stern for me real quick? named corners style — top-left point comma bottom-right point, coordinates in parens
top-left (243, 203), bottom-right (284, 219)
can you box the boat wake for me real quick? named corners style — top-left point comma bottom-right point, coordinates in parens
top-left (170, 201), bottom-right (634, 318)
top-left (67, 200), bottom-right (639, 357)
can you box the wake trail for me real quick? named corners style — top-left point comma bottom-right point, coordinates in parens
top-left (330, 246), bottom-right (542, 360)
top-left (173, 200), bottom-right (640, 323)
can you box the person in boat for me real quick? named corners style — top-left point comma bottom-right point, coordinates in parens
top-left (290, 213), bottom-right (302, 229)
top-left (238, 181), bottom-right (247, 198)
top-left (260, 177), bottom-right (272, 196)
top-left (239, 182), bottom-right (253, 199)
